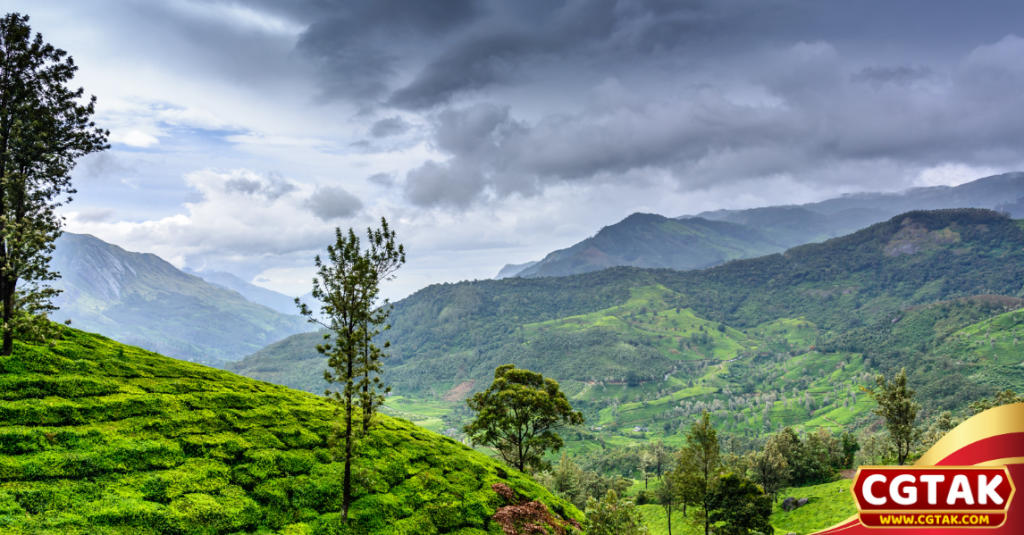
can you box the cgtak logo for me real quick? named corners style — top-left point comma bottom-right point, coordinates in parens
top-left (851, 467), bottom-right (1016, 528)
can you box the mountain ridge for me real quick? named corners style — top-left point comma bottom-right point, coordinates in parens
top-left (497, 172), bottom-right (1024, 279)
top-left (49, 233), bottom-right (312, 364)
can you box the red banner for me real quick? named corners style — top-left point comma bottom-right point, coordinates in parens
top-left (814, 403), bottom-right (1024, 534)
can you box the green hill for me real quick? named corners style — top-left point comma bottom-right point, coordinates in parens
top-left (230, 209), bottom-right (1024, 449)
top-left (0, 327), bottom-right (580, 534)
top-left (49, 233), bottom-right (312, 364)
top-left (512, 213), bottom-right (784, 278)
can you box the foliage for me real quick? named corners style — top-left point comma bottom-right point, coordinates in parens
top-left (652, 474), bottom-right (678, 535)
top-left (296, 219), bottom-right (405, 519)
top-left (537, 453), bottom-right (631, 512)
top-left (673, 412), bottom-right (720, 535)
top-left (491, 483), bottom-right (582, 535)
top-left (747, 436), bottom-right (789, 502)
top-left (0, 13), bottom-right (108, 355)
top-left (465, 365), bottom-right (584, 473)
top-left (0, 324), bottom-right (583, 534)
top-left (583, 490), bottom-right (647, 535)
top-left (865, 368), bottom-right (920, 465)
top-left (706, 473), bottom-right (772, 535)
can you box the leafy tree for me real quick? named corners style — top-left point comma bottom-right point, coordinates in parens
top-left (0, 13), bottom-right (107, 354)
top-left (839, 431), bottom-right (860, 469)
top-left (748, 437), bottom-right (789, 502)
top-left (707, 473), bottom-right (773, 535)
top-left (654, 473), bottom-right (678, 535)
top-left (865, 367), bottom-right (920, 465)
top-left (969, 388), bottom-right (1024, 415)
top-left (584, 490), bottom-right (647, 535)
top-left (296, 218), bottom-right (404, 520)
top-left (673, 411), bottom-right (721, 535)
top-left (464, 364), bottom-right (584, 473)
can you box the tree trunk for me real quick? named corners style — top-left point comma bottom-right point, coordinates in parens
top-left (343, 359), bottom-right (354, 520)
top-left (2, 278), bottom-right (14, 356)
top-left (667, 503), bottom-right (672, 535)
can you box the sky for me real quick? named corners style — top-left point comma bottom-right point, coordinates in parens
top-left (10, 0), bottom-right (1024, 300)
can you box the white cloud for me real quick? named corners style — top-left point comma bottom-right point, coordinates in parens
top-left (109, 130), bottom-right (160, 147)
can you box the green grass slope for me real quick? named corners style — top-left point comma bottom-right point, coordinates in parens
top-left (0, 327), bottom-right (580, 534)
top-left (769, 480), bottom-right (856, 535)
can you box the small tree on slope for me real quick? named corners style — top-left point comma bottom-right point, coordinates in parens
top-left (464, 364), bottom-right (584, 473)
top-left (297, 217), bottom-right (404, 521)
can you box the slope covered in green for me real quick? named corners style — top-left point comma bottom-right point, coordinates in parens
top-left (0, 327), bottom-right (580, 534)
top-left (236, 209), bottom-right (1024, 395)
top-left (50, 233), bottom-right (311, 364)
top-left (231, 210), bottom-right (1024, 452)
top-left (513, 213), bottom-right (784, 278)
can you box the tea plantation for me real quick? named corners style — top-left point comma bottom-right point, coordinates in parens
top-left (0, 326), bottom-right (581, 534)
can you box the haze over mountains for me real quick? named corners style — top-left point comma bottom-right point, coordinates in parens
top-left (497, 172), bottom-right (1024, 279)
top-left (49, 233), bottom-right (312, 364)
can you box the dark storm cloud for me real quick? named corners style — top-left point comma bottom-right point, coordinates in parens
top-left (403, 34), bottom-right (1024, 208)
top-left (303, 185), bottom-right (364, 220)
top-left (851, 66), bottom-right (933, 87)
top-left (370, 117), bottom-right (411, 138)
top-left (224, 173), bottom-right (298, 200)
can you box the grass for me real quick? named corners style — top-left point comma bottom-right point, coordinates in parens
top-left (770, 480), bottom-right (856, 535)
top-left (0, 326), bottom-right (581, 534)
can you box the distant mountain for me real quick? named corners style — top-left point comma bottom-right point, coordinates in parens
top-left (501, 172), bottom-right (1024, 279)
top-left (49, 233), bottom-right (312, 364)
top-left (696, 205), bottom-right (894, 248)
top-left (183, 267), bottom-right (298, 315)
top-left (495, 261), bottom-right (539, 279)
top-left (692, 172), bottom-right (1024, 242)
top-left (509, 213), bottom-right (783, 278)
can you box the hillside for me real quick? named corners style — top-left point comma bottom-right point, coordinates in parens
top-left (231, 209), bottom-right (1024, 445)
top-left (507, 213), bottom-right (784, 278)
top-left (49, 233), bottom-right (312, 364)
top-left (0, 327), bottom-right (580, 534)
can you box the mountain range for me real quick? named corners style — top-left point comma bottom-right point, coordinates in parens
top-left (234, 208), bottom-right (1024, 394)
top-left (49, 233), bottom-right (312, 364)
top-left (497, 172), bottom-right (1024, 279)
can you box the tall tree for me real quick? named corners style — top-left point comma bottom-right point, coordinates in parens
top-left (353, 219), bottom-right (404, 434)
top-left (748, 437), bottom-right (789, 502)
top-left (0, 13), bottom-right (107, 354)
top-left (865, 368), bottom-right (920, 465)
top-left (296, 218), bottom-right (404, 521)
top-left (464, 364), bottom-right (584, 473)
top-left (673, 411), bottom-right (721, 535)
top-left (654, 472), bottom-right (678, 535)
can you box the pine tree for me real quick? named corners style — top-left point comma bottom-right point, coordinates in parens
top-left (297, 217), bottom-right (404, 521)
top-left (0, 13), bottom-right (108, 354)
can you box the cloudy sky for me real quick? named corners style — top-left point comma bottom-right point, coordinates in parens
top-left (12, 0), bottom-right (1024, 300)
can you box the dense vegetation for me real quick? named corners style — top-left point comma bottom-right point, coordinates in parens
top-left (228, 209), bottom-right (1024, 532)
top-left (0, 327), bottom-right (581, 534)
top-left (234, 210), bottom-right (1024, 412)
